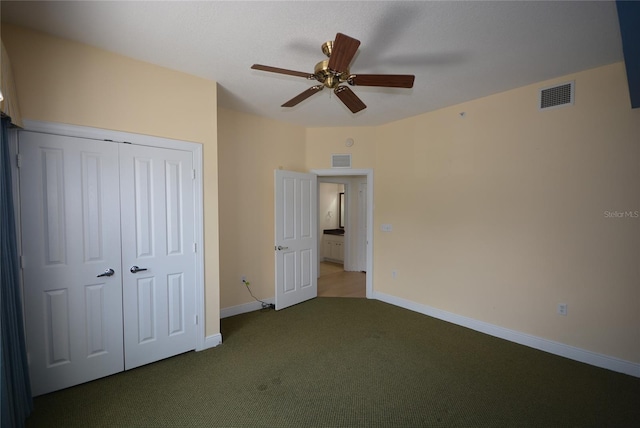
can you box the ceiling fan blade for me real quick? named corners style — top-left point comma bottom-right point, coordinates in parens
top-left (327, 33), bottom-right (361, 73)
top-left (251, 64), bottom-right (313, 79)
top-left (350, 74), bottom-right (415, 88)
top-left (334, 86), bottom-right (366, 113)
top-left (281, 85), bottom-right (324, 107)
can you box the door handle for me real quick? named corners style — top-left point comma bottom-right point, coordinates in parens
top-left (276, 246), bottom-right (289, 251)
top-left (130, 265), bottom-right (148, 274)
top-left (97, 268), bottom-right (115, 278)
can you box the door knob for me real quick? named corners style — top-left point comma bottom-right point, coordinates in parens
top-left (276, 246), bottom-right (289, 251)
top-left (130, 265), bottom-right (148, 274)
top-left (97, 268), bottom-right (115, 278)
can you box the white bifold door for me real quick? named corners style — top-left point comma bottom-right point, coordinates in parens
top-left (19, 131), bottom-right (196, 396)
top-left (20, 133), bottom-right (124, 396)
top-left (119, 144), bottom-right (196, 370)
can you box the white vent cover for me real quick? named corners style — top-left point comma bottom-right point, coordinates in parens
top-left (331, 153), bottom-right (352, 168)
top-left (539, 81), bottom-right (574, 111)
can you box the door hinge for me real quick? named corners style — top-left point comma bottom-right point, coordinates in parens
top-left (20, 255), bottom-right (24, 269)
top-left (193, 242), bottom-right (197, 253)
top-left (192, 169), bottom-right (196, 180)
top-left (195, 315), bottom-right (198, 325)
top-left (16, 153), bottom-right (22, 168)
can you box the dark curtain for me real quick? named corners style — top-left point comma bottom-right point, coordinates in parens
top-left (0, 116), bottom-right (32, 427)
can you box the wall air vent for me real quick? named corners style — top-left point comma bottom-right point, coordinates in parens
top-left (331, 153), bottom-right (352, 168)
top-left (539, 81), bottom-right (574, 111)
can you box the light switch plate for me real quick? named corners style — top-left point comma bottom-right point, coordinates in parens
top-left (381, 224), bottom-right (392, 232)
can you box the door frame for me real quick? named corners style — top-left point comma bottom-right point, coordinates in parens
top-left (312, 168), bottom-right (373, 298)
top-left (19, 120), bottom-right (207, 351)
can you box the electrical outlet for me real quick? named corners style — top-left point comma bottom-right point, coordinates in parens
top-left (392, 270), bottom-right (397, 279)
top-left (557, 303), bottom-right (567, 316)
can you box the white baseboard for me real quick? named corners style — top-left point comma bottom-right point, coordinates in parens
top-left (200, 333), bottom-right (222, 351)
top-left (373, 291), bottom-right (640, 378)
top-left (220, 298), bottom-right (275, 319)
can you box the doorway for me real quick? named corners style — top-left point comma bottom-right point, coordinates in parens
top-left (314, 170), bottom-right (372, 298)
top-left (318, 181), bottom-right (364, 297)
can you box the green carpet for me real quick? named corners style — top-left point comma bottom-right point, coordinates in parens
top-left (26, 298), bottom-right (639, 427)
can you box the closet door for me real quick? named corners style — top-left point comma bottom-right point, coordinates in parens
top-left (119, 144), bottom-right (196, 370)
top-left (19, 132), bottom-right (124, 396)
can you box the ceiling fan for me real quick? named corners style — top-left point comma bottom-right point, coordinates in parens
top-left (251, 33), bottom-right (415, 114)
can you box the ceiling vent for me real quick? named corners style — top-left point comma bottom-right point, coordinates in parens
top-left (331, 153), bottom-right (352, 168)
top-left (539, 81), bottom-right (574, 111)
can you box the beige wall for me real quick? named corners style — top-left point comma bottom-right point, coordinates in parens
top-left (306, 62), bottom-right (640, 363)
top-left (305, 126), bottom-right (378, 169)
top-left (217, 108), bottom-right (306, 309)
top-left (319, 183), bottom-right (343, 230)
top-left (2, 25), bottom-right (221, 336)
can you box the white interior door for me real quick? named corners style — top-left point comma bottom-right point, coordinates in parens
top-left (274, 170), bottom-right (317, 310)
top-left (119, 144), bottom-right (196, 369)
top-left (19, 132), bottom-right (124, 396)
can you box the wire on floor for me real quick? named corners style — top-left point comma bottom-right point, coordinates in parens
top-left (243, 280), bottom-right (275, 310)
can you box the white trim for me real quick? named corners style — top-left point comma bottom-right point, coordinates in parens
top-left (21, 120), bottom-right (208, 352)
top-left (22, 119), bottom-right (201, 152)
top-left (220, 298), bottom-right (276, 319)
top-left (191, 143), bottom-right (206, 351)
top-left (373, 291), bottom-right (640, 378)
top-left (203, 333), bottom-right (223, 350)
top-left (312, 169), bottom-right (374, 299)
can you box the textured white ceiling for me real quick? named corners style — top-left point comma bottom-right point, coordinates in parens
top-left (1, 1), bottom-right (623, 127)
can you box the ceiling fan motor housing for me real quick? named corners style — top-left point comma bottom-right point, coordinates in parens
top-left (314, 59), bottom-right (350, 89)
